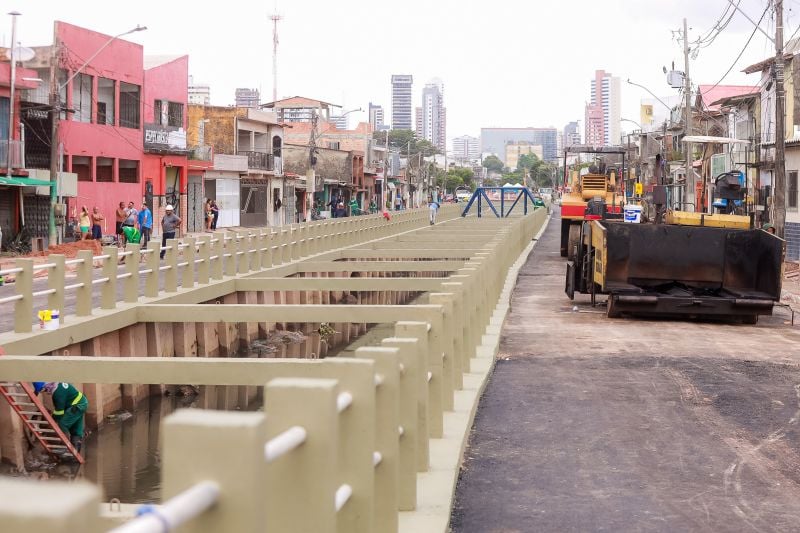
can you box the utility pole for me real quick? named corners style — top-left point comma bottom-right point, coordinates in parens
top-left (7, 12), bottom-right (19, 180)
top-left (683, 18), bottom-right (694, 211)
top-left (775, 0), bottom-right (787, 237)
top-left (48, 22), bottom-right (59, 245)
top-left (270, 13), bottom-right (282, 103)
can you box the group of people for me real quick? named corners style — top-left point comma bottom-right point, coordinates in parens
top-left (77, 201), bottom-right (181, 260)
top-left (204, 199), bottom-right (220, 231)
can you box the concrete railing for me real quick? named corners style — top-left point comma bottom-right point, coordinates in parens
top-left (0, 206), bottom-right (460, 335)
top-left (0, 207), bottom-right (548, 532)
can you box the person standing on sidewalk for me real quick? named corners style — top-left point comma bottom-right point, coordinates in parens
top-left (90, 206), bottom-right (104, 240)
top-left (138, 202), bottom-right (153, 247)
top-left (160, 205), bottom-right (182, 259)
top-left (115, 202), bottom-right (127, 241)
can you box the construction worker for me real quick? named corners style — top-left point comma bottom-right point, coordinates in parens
top-left (38, 382), bottom-right (89, 454)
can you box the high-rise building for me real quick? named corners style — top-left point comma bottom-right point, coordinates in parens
top-left (480, 128), bottom-right (559, 162)
top-left (563, 121), bottom-right (580, 148)
top-left (368, 102), bottom-right (386, 130)
top-left (415, 107), bottom-right (423, 136)
top-left (421, 79), bottom-right (446, 152)
top-left (188, 75), bottom-right (210, 106)
top-left (584, 70), bottom-right (621, 146)
top-left (235, 87), bottom-right (260, 109)
top-left (453, 135), bottom-right (480, 162)
top-left (329, 115), bottom-right (349, 130)
top-left (391, 74), bottom-right (413, 130)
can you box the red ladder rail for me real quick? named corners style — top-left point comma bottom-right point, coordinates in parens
top-left (0, 381), bottom-right (84, 464)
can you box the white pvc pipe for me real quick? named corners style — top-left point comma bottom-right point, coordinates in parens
top-left (335, 484), bottom-right (353, 512)
top-left (109, 481), bottom-right (219, 533)
top-left (373, 451), bottom-right (382, 467)
top-left (337, 392), bottom-right (353, 413)
top-left (373, 374), bottom-right (384, 387)
top-left (264, 426), bottom-right (307, 463)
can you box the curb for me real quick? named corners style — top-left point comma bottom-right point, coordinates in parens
top-left (398, 213), bottom-right (551, 532)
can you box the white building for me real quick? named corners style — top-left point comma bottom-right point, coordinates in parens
top-left (421, 79), bottom-right (446, 152)
top-left (391, 74), bottom-right (413, 130)
top-left (585, 70), bottom-right (620, 146)
top-left (369, 102), bottom-right (386, 131)
top-left (188, 75), bottom-right (210, 106)
top-left (452, 135), bottom-right (480, 162)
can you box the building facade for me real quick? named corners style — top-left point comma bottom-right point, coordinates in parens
top-left (452, 135), bottom-right (480, 163)
top-left (235, 88), bottom-right (260, 109)
top-left (368, 102), bottom-right (385, 131)
top-left (420, 80), bottom-right (446, 152)
top-left (261, 96), bottom-right (337, 123)
top-left (563, 121), bottom-right (580, 148)
top-left (391, 74), bottom-right (413, 130)
top-left (506, 142), bottom-right (543, 171)
top-left (480, 127), bottom-right (558, 163)
top-left (188, 75), bottom-right (210, 106)
top-left (584, 69), bottom-right (621, 146)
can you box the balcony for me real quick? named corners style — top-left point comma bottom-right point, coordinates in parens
top-left (0, 139), bottom-right (25, 169)
top-left (238, 151), bottom-right (274, 171)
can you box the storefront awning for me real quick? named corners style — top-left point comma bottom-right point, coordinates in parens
top-left (387, 182), bottom-right (396, 189)
top-left (0, 176), bottom-right (55, 187)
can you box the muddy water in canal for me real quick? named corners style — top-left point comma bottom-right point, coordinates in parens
top-left (84, 385), bottom-right (260, 503)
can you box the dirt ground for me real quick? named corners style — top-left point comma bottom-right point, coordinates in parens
top-left (450, 214), bottom-right (800, 533)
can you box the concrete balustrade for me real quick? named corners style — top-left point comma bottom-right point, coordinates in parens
top-left (0, 206), bottom-right (549, 532)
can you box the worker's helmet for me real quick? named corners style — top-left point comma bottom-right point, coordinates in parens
top-left (32, 382), bottom-right (45, 395)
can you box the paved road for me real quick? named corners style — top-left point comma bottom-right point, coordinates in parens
top-left (451, 213), bottom-right (800, 532)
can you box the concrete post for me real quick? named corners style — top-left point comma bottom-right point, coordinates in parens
top-left (100, 245), bottom-right (118, 310)
top-left (264, 378), bottom-right (339, 533)
top-left (75, 249), bottom-right (93, 317)
top-left (355, 347), bottom-right (400, 532)
top-left (0, 478), bottom-right (102, 532)
top-left (124, 244), bottom-right (140, 303)
top-left (248, 232), bottom-right (259, 272)
top-left (224, 236), bottom-right (236, 277)
top-left (429, 293), bottom-right (460, 395)
top-left (381, 337), bottom-right (419, 511)
top-left (165, 238), bottom-right (179, 293)
top-left (237, 234), bottom-right (248, 275)
top-left (442, 282), bottom-right (468, 373)
top-left (182, 237), bottom-right (196, 290)
top-left (47, 254), bottom-right (66, 323)
top-left (395, 321), bottom-right (434, 455)
top-left (162, 409), bottom-right (267, 532)
top-left (13, 258), bottom-right (33, 333)
top-left (145, 241), bottom-right (160, 298)
top-left (211, 233), bottom-right (225, 280)
top-left (196, 238), bottom-right (210, 286)
top-left (261, 232), bottom-right (274, 269)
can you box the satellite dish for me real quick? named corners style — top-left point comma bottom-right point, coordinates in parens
top-left (12, 46), bottom-right (35, 62)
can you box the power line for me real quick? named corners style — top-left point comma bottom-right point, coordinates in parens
top-left (702, 3), bottom-right (771, 96)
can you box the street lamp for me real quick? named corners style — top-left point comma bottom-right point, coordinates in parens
top-left (626, 78), bottom-right (673, 111)
top-left (621, 118), bottom-right (642, 130)
top-left (48, 24), bottom-right (147, 245)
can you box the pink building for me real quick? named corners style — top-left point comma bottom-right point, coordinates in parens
top-left (19, 22), bottom-right (192, 242)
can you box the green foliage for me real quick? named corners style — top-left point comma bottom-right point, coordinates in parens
top-left (372, 129), bottom-right (439, 156)
top-left (482, 154), bottom-right (504, 173)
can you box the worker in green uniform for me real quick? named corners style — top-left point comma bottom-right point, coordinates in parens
top-left (40, 382), bottom-right (89, 454)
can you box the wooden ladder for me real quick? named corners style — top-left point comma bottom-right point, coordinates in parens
top-left (0, 382), bottom-right (84, 464)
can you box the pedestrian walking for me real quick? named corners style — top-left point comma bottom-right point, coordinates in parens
top-left (138, 202), bottom-right (153, 247)
top-left (160, 205), bottom-right (182, 259)
top-left (429, 197), bottom-right (440, 225)
top-left (90, 206), bottom-right (104, 240)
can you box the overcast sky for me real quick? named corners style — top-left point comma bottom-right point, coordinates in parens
top-left (4, 0), bottom-right (795, 149)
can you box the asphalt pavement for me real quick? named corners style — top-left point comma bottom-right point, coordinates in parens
top-left (450, 212), bottom-right (800, 532)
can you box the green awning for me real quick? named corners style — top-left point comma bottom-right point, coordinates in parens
top-left (0, 176), bottom-right (55, 187)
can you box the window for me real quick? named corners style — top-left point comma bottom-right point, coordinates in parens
top-left (73, 156), bottom-right (92, 182)
top-left (168, 102), bottom-right (183, 128)
top-left (154, 99), bottom-right (164, 125)
top-left (119, 82), bottom-right (141, 129)
top-left (72, 73), bottom-right (93, 123)
top-left (789, 171), bottom-right (798, 210)
top-left (119, 159), bottom-right (139, 183)
top-left (96, 157), bottom-right (113, 182)
top-left (96, 78), bottom-right (115, 125)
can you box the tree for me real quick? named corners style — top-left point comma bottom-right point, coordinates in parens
top-left (372, 129), bottom-right (440, 157)
top-left (482, 154), bottom-right (504, 173)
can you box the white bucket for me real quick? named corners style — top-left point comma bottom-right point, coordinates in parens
top-left (623, 204), bottom-right (642, 223)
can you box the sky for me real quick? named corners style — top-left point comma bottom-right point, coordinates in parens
top-left (4, 0), bottom-right (796, 150)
